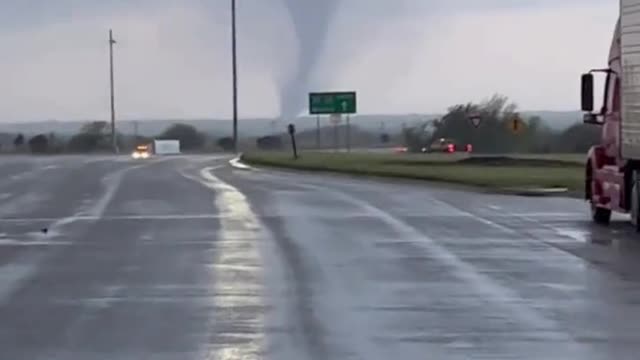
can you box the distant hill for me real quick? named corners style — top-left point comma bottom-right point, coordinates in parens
top-left (0, 111), bottom-right (581, 138)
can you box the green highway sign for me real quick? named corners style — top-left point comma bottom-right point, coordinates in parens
top-left (309, 91), bottom-right (357, 115)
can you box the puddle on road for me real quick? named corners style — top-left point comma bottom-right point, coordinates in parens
top-left (575, 222), bottom-right (640, 251)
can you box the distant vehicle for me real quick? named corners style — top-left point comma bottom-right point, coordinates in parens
top-left (422, 138), bottom-right (472, 154)
top-left (131, 144), bottom-right (150, 159)
top-left (153, 140), bottom-right (181, 155)
top-left (393, 146), bottom-right (408, 153)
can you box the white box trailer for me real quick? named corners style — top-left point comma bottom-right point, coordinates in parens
top-left (153, 140), bottom-right (181, 155)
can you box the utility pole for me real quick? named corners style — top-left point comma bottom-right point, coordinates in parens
top-left (316, 115), bottom-right (320, 149)
top-left (133, 120), bottom-right (139, 138)
top-left (109, 29), bottom-right (118, 154)
top-left (346, 115), bottom-right (351, 152)
top-left (231, 0), bottom-right (239, 153)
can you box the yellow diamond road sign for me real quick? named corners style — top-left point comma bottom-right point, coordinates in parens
top-left (508, 116), bottom-right (526, 134)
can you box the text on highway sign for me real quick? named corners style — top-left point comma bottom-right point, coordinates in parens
top-left (309, 91), bottom-right (357, 115)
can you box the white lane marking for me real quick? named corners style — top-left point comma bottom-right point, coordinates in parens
top-left (0, 239), bottom-right (73, 246)
top-left (53, 295), bottom-right (219, 305)
top-left (82, 158), bottom-right (112, 164)
top-left (195, 167), bottom-right (267, 359)
top-left (88, 160), bottom-right (161, 217)
top-left (1, 166), bottom-right (51, 184)
top-left (90, 172), bottom-right (124, 217)
top-left (0, 213), bottom-right (231, 223)
top-left (488, 204), bottom-right (501, 210)
top-left (428, 198), bottom-right (601, 248)
top-left (48, 158), bottom-right (170, 231)
top-left (553, 228), bottom-right (591, 243)
top-left (422, 196), bottom-right (524, 235)
top-left (229, 156), bottom-right (251, 170)
top-left (180, 166), bottom-right (285, 360)
top-left (0, 253), bottom-right (45, 305)
top-left (505, 212), bottom-right (582, 218)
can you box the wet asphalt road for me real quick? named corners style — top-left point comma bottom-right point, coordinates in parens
top-left (1, 155), bottom-right (640, 359)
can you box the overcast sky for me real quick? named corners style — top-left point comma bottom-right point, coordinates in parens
top-left (0, 0), bottom-right (617, 121)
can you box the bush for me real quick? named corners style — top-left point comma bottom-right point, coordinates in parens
top-left (28, 134), bottom-right (49, 153)
top-left (67, 133), bottom-right (103, 153)
top-left (256, 135), bottom-right (284, 150)
top-left (13, 134), bottom-right (24, 149)
top-left (158, 123), bottom-right (205, 150)
top-left (217, 137), bottom-right (234, 151)
top-left (404, 94), bottom-right (590, 154)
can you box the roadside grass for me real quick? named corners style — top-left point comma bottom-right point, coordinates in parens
top-left (241, 151), bottom-right (585, 193)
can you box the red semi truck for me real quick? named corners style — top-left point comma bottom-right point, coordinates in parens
top-left (581, 0), bottom-right (640, 227)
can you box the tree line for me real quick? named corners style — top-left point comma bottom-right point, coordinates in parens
top-left (403, 94), bottom-right (599, 154)
top-left (6, 121), bottom-right (238, 154)
top-left (3, 94), bottom-right (599, 155)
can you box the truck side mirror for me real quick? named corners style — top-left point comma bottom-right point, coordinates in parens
top-left (581, 73), bottom-right (594, 112)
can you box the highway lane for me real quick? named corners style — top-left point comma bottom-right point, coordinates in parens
top-left (0, 155), bottom-right (244, 360)
top-left (0, 155), bottom-right (640, 359)
top-left (215, 164), bottom-right (640, 360)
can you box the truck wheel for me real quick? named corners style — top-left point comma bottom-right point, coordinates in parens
top-left (591, 201), bottom-right (611, 225)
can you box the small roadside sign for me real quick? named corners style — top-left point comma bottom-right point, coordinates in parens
top-left (469, 114), bottom-right (482, 128)
top-left (287, 123), bottom-right (298, 159)
top-left (507, 115), bottom-right (526, 135)
top-left (330, 114), bottom-right (342, 125)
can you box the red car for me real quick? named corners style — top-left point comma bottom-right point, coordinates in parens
top-left (423, 138), bottom-right (472, 153)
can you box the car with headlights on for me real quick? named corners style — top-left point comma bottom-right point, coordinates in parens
top-left (131, 144), bottom-right (151, 159)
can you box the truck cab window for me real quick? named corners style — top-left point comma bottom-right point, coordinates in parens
top-left (613, 76), bottom-right (621, 112)
top-left (606, 72), bottom-right (620, 113)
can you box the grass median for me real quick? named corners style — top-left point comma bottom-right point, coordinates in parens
top-left (241, 151), bottom-right (585, 194)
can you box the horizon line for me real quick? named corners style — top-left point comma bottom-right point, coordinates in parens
top-left (1, 109), bottom-right (581, 124)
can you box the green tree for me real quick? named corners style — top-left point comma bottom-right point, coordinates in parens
top-left (425, 94), bottom-right (525, 153)
top-left (403, 121), bottom-right (434, 152)
top-left (28, 134), bottom-right (49, 153)
top-left (81, 121), bottom-right (109, 136)
top-left (67, 133), bottom-right (100, 152)
top-left (67, 121), bottom-right (113, 153)
top-left (13, 133), bottom-right (24, 148)
top-left (217, 137), bottom-right (234, 152)
top-left (554, 123), bottom-right (600, 153)
top-left (158, 123), bottom-right (205, 151)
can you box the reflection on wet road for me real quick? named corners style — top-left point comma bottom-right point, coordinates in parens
top-left (1, 155), bottom-right (640, 359)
